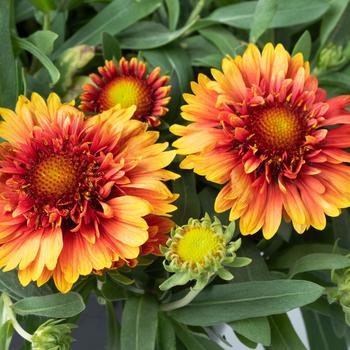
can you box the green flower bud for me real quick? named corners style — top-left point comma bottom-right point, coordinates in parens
top-left (159, 214), bottom-right (251, 291)
top-left (329, 266), bottom-right (350, 326)
top-left (316, 42), bottom-right (350, 72)
top-left (31, 320), bottom-right (75, 350)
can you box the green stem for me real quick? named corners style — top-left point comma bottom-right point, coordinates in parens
top-left (43, 13), bottom-right (50, 31)
top-left (2, 294), bottom-right (32, 342)
top-left (160, 284), bottom-right (205, 312)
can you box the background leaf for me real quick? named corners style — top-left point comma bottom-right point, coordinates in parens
top-left (207, 0), bottom-right (330, 29)
top-left (289, 253), bottom-right (350, 278)
top-left (12, 292), bottom-right (85, 318)
top-left (0, 270), bottom-right (51, 301)
top-left (54, 0), bottom-right (162, 57)
top-left (230, 317), bottom-right (271, 346)
top-left (143, 45), bottom-right (193, 123)
top-left (292, 30), bottom-right (312, 60)
top-left (249, 0), bottom-right (278, 42)
top-left (302, 309), bottom-right (348, 350)
top-left (119, 19), bottom-right (195, 50)
top-left (120, 295), bottom-right (158, 350)
top-left (170, 280), bottom-right (324, 326)
top-left (267, 314), bottom-right (307, 350)
top-left (0, 0), bottom-right (18, 108)
top-left (171, 170), bottom-right (201, 226)
top-left (14, 37), bottom-right (60, 85)
top-left (165, 0), bottom-right (180, 31)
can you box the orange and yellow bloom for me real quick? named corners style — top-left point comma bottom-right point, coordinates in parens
top-left (0, 93), bottom-right (178, 292)
top-left (171, 43), bottom-right (350, 239)
top-left (80, 57), bottom-right (171, 126)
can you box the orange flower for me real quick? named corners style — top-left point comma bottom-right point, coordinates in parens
top-left (0, 93), bottom-right (178, 293)
top-left (80, 57), bottom-right (171, 126)
top-left (171, 43), bottom-right (350, 239)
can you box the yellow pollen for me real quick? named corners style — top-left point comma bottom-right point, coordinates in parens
top-left (253, 106), bottom-right (305, 151)
top-left (99, 76), bottom-right (152, 118)
top-left (176, 227), bottom-right (223, 264)
top-left (32, 155), bottom-right (78, 201)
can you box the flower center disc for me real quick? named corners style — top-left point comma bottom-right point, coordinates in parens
top-left (177, 227), bottom-right (222, 264)
top-left (251, 106), bottom-right (305, 152)
top-left (32, 155), bottom-right (78, 202)
top-left (99, 77), bottom-right (152, 118)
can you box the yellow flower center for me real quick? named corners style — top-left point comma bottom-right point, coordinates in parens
top-left (32, 155), bottom-right (78, 202)
top-left (99, 77), bottom-right (152, 118)
top-left (176, 227), bottom-right (223, 264)
top-left (252, 106), bottom-right (305, 151)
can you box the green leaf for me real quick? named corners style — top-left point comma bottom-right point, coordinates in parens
top-left (169, 280), bottom-right (324, 326)
top-left (320, 0), bottom-right (350, 46)
top-left (106, 301), bottom-right (120, 350)
top-left (119, 20), bottom-right (195, 50)
top-left (158, 312), bottom-right (176, 350)
top-left (267, 314), bottom-right (307, 350)
top-left (332, 209), bottom-right (350, 250)
top-left (12, 292), bottom-right (85, 318)
top-left (199, 26), bottom-right (241, 57)
top-left (302, 310), bottom-right (348, 350)
top-left (0, 0), bottom-right (18, 108)
top-left (230, 317), bottom-right (271, 346)
top-left (173, 322), bottom-right (207, 350)
top-left (171, 170), bottom-right (201, 226)
top-left (143, 45), bottom-right (193, 123)
top-left (165, 0), bottom-right (180, 31)
top-left (193, 334), bottom-right (223, 350)
top-left (54, 0), bottom-right (161, 58)
top-left (182, 36), bottom-right (222, 68)
top-left (15, 0), bottom-right (35, 23)
top-left (121, 295), bottom-right (158, 350)
top-left (292, 31), bottom-right (312, 60)
top-left (289, 253), bottom-right (350, 278)
top-left (27, 30), bottom-right (58, 55)
top-left (108, 270), bottom-right (135, 286)
top-left (0, 270), bottom-right (51, 301)
top-left (269, 244), bottom-right (341, 270)
top-left (249, 0), bottom-right (278, 42)
top-left (101, 277), bottom-right (128, 301)
top-left (14, 36), bottom-right (60, 85)
top-left (102, 33), bottom-right (122, 61)
top-left (207, 0), bottom-right (330, 29)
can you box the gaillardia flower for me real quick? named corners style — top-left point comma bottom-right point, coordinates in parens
top-left (159, 214), bottom-right (250, 291)
top-left (171, 43), bottom-right (350, 239)
top-left (0, 93), bottom-right (178, 293)
top-left (80, 57), bottom-right (171, 126)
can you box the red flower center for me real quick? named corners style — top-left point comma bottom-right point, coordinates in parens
top-left (31, 154), bottom-right (79, 203)
top-left (98, 77), bottom-right (152, 118)
top-left (249, 106), bottom-right (307, 153)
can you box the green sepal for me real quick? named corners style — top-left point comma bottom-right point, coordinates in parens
top-left (217, 268), bottom-right (234, 281)
top-left (159, 272), bottom-right (190, 291)
top-left (224, 257), bottom-right (252, 268)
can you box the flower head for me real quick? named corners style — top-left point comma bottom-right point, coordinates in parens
top-left (31, 320), bottom-right (75, 350)
top-left (80, 57), bottom-right (171, 126)
top-left (0, 93), bottom-right (178, 292)
top-left (171, 43), bottom-right (350, 239)
top-left (159, 214), bottom-right (250, 290)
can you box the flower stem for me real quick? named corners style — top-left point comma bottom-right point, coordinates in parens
top-left (2, 294), bottom-right (32, 342)
top-left (160, 284), bottom-right (205, 312)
